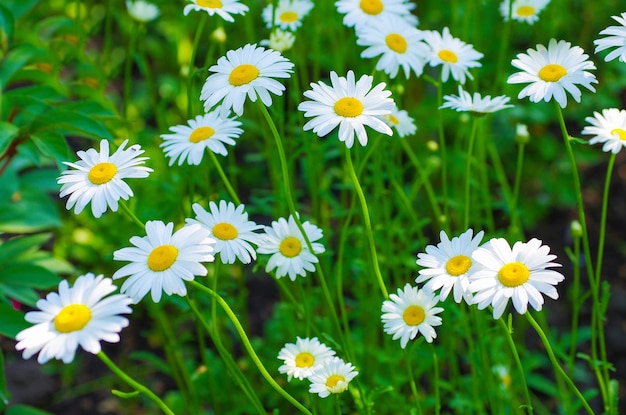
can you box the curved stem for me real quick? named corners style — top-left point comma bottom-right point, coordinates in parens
top-left (208, 150), bottom-right (241, 205)
top-left (119, 201), bottom-right (145, 228)
top-left (509, 140), bottom-right (526, 238)
top-left (187, 14), bottom-right (208, 118)
top-left (463, 118), bottom-right (480, 229)
top-left (436, 74), bottom-right (449, 231)
top-left (497, 317), bottom-right (533, 414)
top-left (404, 348), bottom-right (424, 415)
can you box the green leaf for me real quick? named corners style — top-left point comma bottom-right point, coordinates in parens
top-left (0, 348), bottom-right (10, 409)
top-left (30, 108), bottom-right (112, 139)
top-left (2, 0), bottom-right (40, 19)
top-left (0, 284), bottom-right (38, 307)
top-left (6, 404), bottom-right (54, 415)
top-left (0, 301), bottom-right (28, 338)
top-left (0, 233), bottom-right (51, 264)
top-left (0, 122), bottom-right (19, 158)
top-left (111, 389), bottom-right (140, 399)
top-left (0, 4), bottom-right (15, 45)
top-left (0, 185), bottom-right (61, 233)
top-left (0, 263), bottom-right (60, 289)
top-left (0, 43), bottom-right (40, 89)
top-left (31, 132), bottom-right (70, 168)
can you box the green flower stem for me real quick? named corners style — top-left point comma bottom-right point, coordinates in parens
top-left (208, 150), bottom-right (241, 205)
top-left (525, 312), bottom-right (594, 415)
top-left (123, 23), bottom-right (139, 118)
top-left (429, 344), bottom-right (441, 415)
top-left (97, 351), bottom-right (175, 415)
top-left (509, 139), bottom-right (527, 238)
top-left (436, 74), bottom-right (449, 231)
top-left (463, 118), bottom-right (480, 229)
top-left (494, 0), bottom-right (513, 92)
top-left (567, 227), bottom-right (582, 374)
top-left (497, 317), bottom-right (533, 414)
top-left (189, 280), bottom-right (312, 415)
top-left (404, 348), bottom-right (424, 415)
top-left (187, 14), bottom-right (208, 118)
top-left (119, 201), bottom-right (145, 228)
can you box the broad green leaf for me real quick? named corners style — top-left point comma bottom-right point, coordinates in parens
top-left (0, 233), bottom-right (51, 264)
top-left (0, 44), bottom-right (40, 89)
top-left (0, 122), bottom-right (19, 158)
top-left (0, 301), bottom-right (28, 338)
top-left (0, 284), bottom-right (38, 307)
top-left (0, 4), bottom-right (14, 45)
top-left (31, 132), bottom-right (70, 168)
top-left (30, 108), bottom-right (112, 139)
top-left (2, 0), bottom-right (40, 19)
top-left (0, 348), bottom-right (9, 409)
top-left (59, 100), bottom-right (117, 118)
top-left (0, 185), bottom-right (60, 233)
top-left (0, 263), bottom-right (60, 289)
top-left (21, 168), bottom-right (61, 193)
top-left (6, 404), bottom-right (54, 415)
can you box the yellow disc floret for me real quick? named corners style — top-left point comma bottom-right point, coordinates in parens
top-left (445, 255), bottom-right (472, 276)
top-left (147, 244), bottom-right (179, 271)
top-left (498, 262), bottom-right (530, 287)
top-left (385, 33), bottom-right (407, 53)
top-left (54, 304), bottom-right (92, 333)
top-left (88, 162), bottom-right (117, 185)
top-left (228, 64), bottom-right (260, 86)
top-left (359, 0), bottom-right (383, 15)
top-left (516, 6), bottom-right (535, 17)
top-left (538, 64), bottom-right (567, 82)
top-left (279, 11), bottom-right (298, 22)
top-left (611, 128), bottom-right (626, 140)
top-left (189, 126), bottom-right (215, 143)
top-left (212, 222), bottom-right (239, 241)
top-left (334, 97), bottom-right (364, 117)
top-left (279, 236), bottom-right (302, 258)
top-left (295, 352), bottom-right (315, 368)
top-left (403, 305), bottom-right (425, 326)
top-left (438, 49), bottom-right (458, 63)
top-left (197, 0), bottom-right (222, 8)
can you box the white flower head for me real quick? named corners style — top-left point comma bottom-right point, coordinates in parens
top-left (581, 108), bottom-right (626, 154)
top-left (308, 357), bottom-right (358, 398)
top-left (277, 337), bottom-right (336, 381)
top-left (57, 139), bottom-right (153, 218)
top-left (15, 273), bottom-right (132, 364)
top-left (423, 27), bottom-right (484, 84)
top-left (262, 0), bottom-right (313, 32)
top-left (126, 0), bottom-right (159, 22)
top-left (260, 29), bottom-right (296, 53)
top-left (507, 39), bottom-right (597, 108)
top-left (499, 0), bottom-right (550, 25)
top-left (594, 12), bottom-right (626, 63)
top-left (183, 0), bottom-right (248, 22)
top-left (335, 0), bottom-right (417, 29)
top-left (380, 104), bottom-right (417, 137)
top-left (440, 86), bottom-right (513, 116)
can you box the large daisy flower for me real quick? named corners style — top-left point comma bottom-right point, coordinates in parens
top-left (262, 0), bottom-right (313, 32)
top-left (308, 357), bottom-right (359, 398)
top-left (423, 27), bottom-right (483, 85)
top-left (594, 12), bottom-right (626, 63)
top-left (581, 108), bottom-right (626, 154)
top-left (183, 0), bottom-right (248, 22)
top-left (440, 86), bottom-right (513, 116)
top-left (277, 336), bottom-right (336, 381)
top-left (15, 273), bottom-right (132, 364)
top-left (112, 221), bottom-right (215, 303)
top-left (335, 0), bottom-right (417, 29)
top-left (507, 39), bottom-right (597, 108)
top-left (298, 70), bottom-right (395, 148)
top-left (499, 0), bottom-right (550, 25)
top-left (380, 104), bottom-right (417, 137)
top-left (57, 139), bottom-right (153, 218)
top-left (186, 201), bottom-right (263, 264)
top-left (381, 283), bottom-right (444, 348)
top-left (201, 44), bottom-right (294, 117)
top-left (469, 238), bottom-right (565, 319)
top-left (160, 111), bottom-right (243, 166)
top-left (256, 214), bottom-right (325, 281)
top-left (416, 229), bottom-right (485, 304)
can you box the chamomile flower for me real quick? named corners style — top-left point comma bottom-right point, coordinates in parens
top-left (381, 284), bottom-right (444, 348)
top-left (260, 29), bottom-right (296, 53)
top-left (440, 86), bottom-right (513, 116)
top-left (581, 108), bottom-right (626, 154)
top-left (380, 104), bottom-right (417, 137)
top-left (499, 0), bottom-right (550, 25)
top-left (113, 221), bottom-right (215, 303)
top-left (257, 214), bottom-right (325, 281)
top-left (262, 0), bottom-right (313, 32)
top-left (507, 39), bottom-right (597, 108)
top-left (201, 43), bottom-right (294, 117)
top-left (416, 229), bottom-right (485, 304)
top-left (335, 0), bottom-right (417, 29)
top-left (57, 139), bottom-right (153, 218)
top-left (126, 0), bottom-right (159, 22)
top-left (277, 337), bottom-right (336, 381)
top-left (469, 238), bottom-right (565, 319)
top-left (186, 201), bottom-right (262, 264)
top-left (183, 0), bottom-right (248, 22)
top-left (356, 14), bottom-right (429, 79)
top-left (298, 70), bottom-right (395, 148)
top-left (594, 12), bottom-right (626, 63)
top-left (423, 27), bottom-right (483, 84)
top-left (308, 357), bottom-right (358, 398)
top-left (15, 273), bottom-right (132, 364)
top-left (160, 111), bottom-right (243, 166)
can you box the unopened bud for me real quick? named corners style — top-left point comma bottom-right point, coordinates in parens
top-left (515, 123), bottom-right (530, 144)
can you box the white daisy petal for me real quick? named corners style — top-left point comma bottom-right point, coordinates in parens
top-left (277, 337), bottom-right (336, 381)
top-left (581, 108), bottom-right (626, 154)
top-left (308, 356), bottom-right (358, 398)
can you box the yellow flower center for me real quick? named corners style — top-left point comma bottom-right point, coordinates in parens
top-left (326, 374), bottom-right (346, 388)
top-left (538, 64), bottom-right (567, 82)
top-left (502, 373), bottom-right (512, 389)
top-left (334, 97), bottom-right (364, 118)
top-left (189, 126), bottom-right (215, 143)
top-left (228, 64), bottom-right (260, 86)
top-left (212, 222), bottom-right (238, 241)
top-left (88, 162), bottom-right (117, 185)
top-left (498, 262), bottom-right (530, 287)
top-left (295, 352), bottom-right (315, 368)
top-left (279, 11), bottom-right (298, 22)
top-left (403, 305), bottom-right (425, 326)
top-left (54, 304), bottom-right (92, 333)
top-left (445, 255), bottom-right (472, 276)
top-left (359, 0), bottom-right (383, 15)
top-left (516, 6), bottom-right (535, 17)
top-left (385, 33), bottom-right (407, 53)
top-left (147, 244), bottom-right (179, 272)
top-left (611, 128), bottom-right (626, 140)
top-left (279, 236), bottom-right (302, 258)
top-left (197, 0), bottom-right (222, 8)
top-left (438, 49), bottom-right (458, 63)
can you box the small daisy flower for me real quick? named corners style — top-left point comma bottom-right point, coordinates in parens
top-left (201, 43), bottom-right (294, 117)
top-left (257, 214), bottom-right (325, 281)
top-left (493, 365), bottom-right (513, 390)
top-left (581, 108), bottom-right (626, 154)
top-left (183, 0), bottom-right (248, 22)
top-left (126, 0), bottom-right (159, 22)
top-left (499, 0), bottom-right (550, 25)
top-left (440, 86), bottom-right (513, 116)
top-left (160, 111), bottom-right (243, 166)
top-left (594, 12), bottom-right (626, 63)
top-left (381, 283), bottom-right (444, 348)
top-left (277, 337), bottom-right (336, 381)
top-left (260, 29), bottom-right (296, 53)
top-left (380, 104), bottom-right (417, 137)
top-left (298, 70), bottom-right (395, 148)
top-left (507, 39), bottom-right (597, 109)
top-left (308, 357), bottom-right (358, 398)
top-left (113, 221), bottom-right (215, 303)
top-left (356, 14), bottom-right (429, 79)
top-left (416, 229), bottom-right (485, 304)
top-left (423, 27), bottom-right (483, 84)
top-left (186, 201), bottom-right (263, 264)
top-left (15, 273), bottom-right (132, 364)
top-left (262, 0), bottom-right (313, 32)
top-left (469, 238), bottom-right (565, 319)
top-left (335, 0), bottom-right (417, 29)
top-left (57, 139), bottom-right (153, 218)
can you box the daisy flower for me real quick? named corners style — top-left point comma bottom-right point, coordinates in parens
top-left (112, 221), bottom-right (215, 303)
top-left (57, 139), bottom-right (153, 218)
top-left (335, 0), bottom-right (417, 29)
top-left (423, 27), bottom-right (483, 84)
top-left (160, 111), bottom-right (243, 166)
top-left (381, 283), bottom-right (444, 348)
top-left (507, 39), bottom-right (597, 108)
top-left (260, 29), bottom-right (296, 53)
top-left (256, 214), bottom-right (325, 281)
top-left (186, 201), bottom-right (263, 264)
top-left (594, 12), bottom-right (626, 63)
top-left (356, 14), bottom-right (429, 79)
top-left (308, 357), bottom-right (358, 398)
top-left (416, 229), bottom-right (485, 304)
top-left (380, 104), bottom-right (417, 137)
top-left (262, 0), bottom-right (313, 32)
top-left (183, 0), bottom-right (248, 22)
top-left (581, 108), bottom-right (626, 154)
top-left (499, 0), bottom-right (550, 25)
top-left (201, 43), bottom-right (294, 117)
top-left (277, 337), bottom-right (336, 381)
top-left (126, 0), bottom-right (159, 22)
top-left (298, 70), bottom-right (395, 148)
top-left (469, 238), bottom-right (565, 319)
top-left (440, 86), bottom-right (513, 116)
top-left (15, 273), bottom-right (132, 364)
